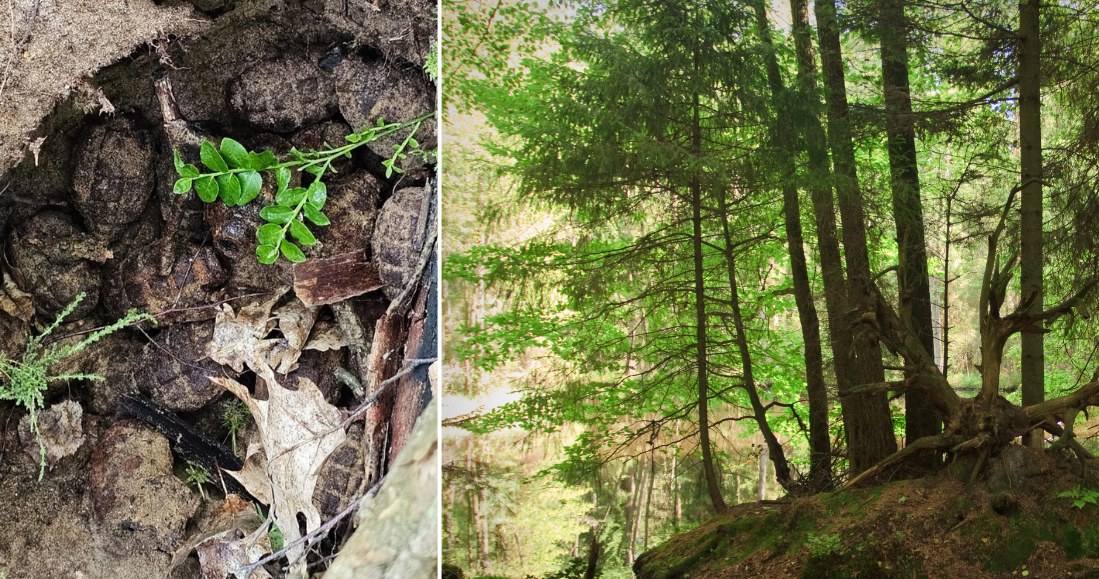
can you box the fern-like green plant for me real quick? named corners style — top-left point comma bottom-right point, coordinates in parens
top-left (172, 113), bottom-right (433, 265)
top-left (1058, 486), bottom-right (1099, 509)
top-left (185, 460), bottom-right (212, 500)
top-left (0, 293), bottom-right (155, 479)
top-left (222, 399), bottom-right (250, 454)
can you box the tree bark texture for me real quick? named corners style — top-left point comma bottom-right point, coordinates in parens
top-left (1019, 0), bottom-right (1045, 447)
top-left (792, 0), bottom-right (898, 473)
top-left (752, 0), bottom-right (832, 485)
top-left (878, 0), bottom-right (943, 455)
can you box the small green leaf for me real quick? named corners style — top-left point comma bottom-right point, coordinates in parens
top-left (248, 150), bottom-right (278, 170)
top-left (200, 141), bottom-right (229, 172)
top-left (289, 219), bottom-right (317, 245)
top-left (180, 164), bottom-right (201, 178)
top-left (256, 244), bottom-right (279, 264)
top-left (276, 186), bottom-right (307, 207)
top-left (275, 167), bottom-right (292, 192)
top-left (220, 138), bottom-right (250, 169)
top-left (217, 173), bottom-right (241, 206)
top-left (173, 150), bottom-right (185, 174)
top-left (307, 182), bottom-right (327, 207)
top-left (408, 138), bottom-right (419, 149)
top-left (303, 205), bottom-right (330, 226)
top-left (260, 205), bottom-right (295, 224)
top-left (303, 165), bottom-right (324, 177)
top-left (173, 178), bottom-right (193, 194)
top-left (345, 133), bottom-right (362, 143)
top-left (280, 240), bottom-right (306, 263)
top-left (195, 176), bottom-right (219, 203)
top-left (257, 223), bottom-right (284, 246)
top-left (237, 170), bottom-right (262, 206)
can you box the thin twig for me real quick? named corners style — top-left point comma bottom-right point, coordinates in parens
top-left (240, 472), bottom-right (388, 577)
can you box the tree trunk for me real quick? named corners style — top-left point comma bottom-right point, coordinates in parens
top-left (644, 448), bottom-right (656, 550)
top-left (792, 0), bottom-right (898, 473)
top-left (717, 186), bottom-right (793, 488)
top-left (752, 0), bottom-right (831, 486)
top-left (1019, 0), bottom-right (1044, 448)
top-left (878, 0), bottom-right (942, 456)
top-left (757, 445), bottom-right (768, 501)
top-left (691, 42), bottom-right (727, 513)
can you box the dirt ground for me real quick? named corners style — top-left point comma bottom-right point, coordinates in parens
top-left (634, 446), bottom-right (1099, 578)
top-left (0, 0), bottom-right (437, 577)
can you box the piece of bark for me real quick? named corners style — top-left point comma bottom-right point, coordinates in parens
top-left (293, 252), bottom-right (384, 307)
top-left (325, 400), bottom-right (438, 579)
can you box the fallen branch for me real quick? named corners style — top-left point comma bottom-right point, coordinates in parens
top-left (842, 434), bottom-right (965, 490)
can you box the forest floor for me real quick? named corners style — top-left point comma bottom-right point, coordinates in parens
top-left (635, 446), bottom-right (1099, 578)
top-left (0, 0), bottom-right (436, 577)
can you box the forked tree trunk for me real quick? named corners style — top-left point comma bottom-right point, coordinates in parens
top-left (792, 0), bottom-right (898, 473)
top-left (878, 0), bottom-right (942, 457)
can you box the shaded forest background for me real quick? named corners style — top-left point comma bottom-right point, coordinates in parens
top-left (441, 0), bottom-right (1099, 576)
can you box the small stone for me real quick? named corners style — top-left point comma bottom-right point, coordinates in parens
top-left (102, 240), bottom-right (228, 325)
top-left (72, 117), bottom-right (156, 240)
top-left (372, 187), bottom-right (427, 300)
top-left (18, 399), bottom-right (85, 471)
top-left (89, 420), bottom-right (198, 553)
top-left (228, 56), bottom-right (339, 132)
top-left (136, 321), bottom-right (229, 412)
top-left (334, 58), bottom-right (435, 173)
top-left (9, 211), bottom-right (106, 318)
top-left (313, 170), bottom-right (382, 258)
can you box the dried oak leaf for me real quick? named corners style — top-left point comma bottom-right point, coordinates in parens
top-left (207, 291), bottom-right (320, 376)
top-left (213, 374), bottom-right (346, 574)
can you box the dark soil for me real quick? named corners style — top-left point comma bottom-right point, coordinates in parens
top-left (0, 0), bottom-right (437, 577)
top-left (634, 446), bottom-right (1099, 578)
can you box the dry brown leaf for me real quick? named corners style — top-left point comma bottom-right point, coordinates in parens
top-left (303, 319), bottom-right (347, 352)
top-left (0, 271), bottom-right (35, 322)
top-left (168, 494), bottom-right (271, 578)
top-left (196, 523), bottom-right (274, 579)
top-left (228, 442), bottom-right (273, 506)
top-left (269, 299), bottom-right (319, 374)
top-left (207, 292), bottom-right (283, 374)
top-left (212, 373), bottom-right (347, 575)
top-left (207, 291), bottom-right (324, 377)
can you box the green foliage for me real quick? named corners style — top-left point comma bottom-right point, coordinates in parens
top-left (425, 39), bottom-right (440, 83)
top-left (222, 400), bottom-right (250, 454)
top-left (1058, 486), bottom-right (1099, 509)
top-left (806, 533), bottom-right (844, 558)
top-left (173, 113), bottom-right (433, 264)
top-left (184, 461), bottom-right (212, 500)
top-left (0, 293), bottom-right (154, 479)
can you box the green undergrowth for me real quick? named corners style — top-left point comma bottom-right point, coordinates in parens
top-left (634, 475), bottom-right (1099, 579)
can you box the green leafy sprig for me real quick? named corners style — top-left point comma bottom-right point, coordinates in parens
top-left (172, 112), bottom-right (433, 264)
top-left (0, 293), bottom-right (155, 479)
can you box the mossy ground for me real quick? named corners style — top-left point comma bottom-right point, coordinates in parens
top-left (634, 448), bottom-right (1099, 578)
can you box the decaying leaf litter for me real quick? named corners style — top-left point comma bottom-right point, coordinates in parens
top-left (0, 0), bottom-right (438, 577)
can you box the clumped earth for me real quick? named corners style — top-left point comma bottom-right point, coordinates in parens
top-left (0, 0), bottom-right (436, 577)
top-left (634, 447), bottom-right (1099, 578)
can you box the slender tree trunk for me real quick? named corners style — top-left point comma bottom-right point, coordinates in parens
top-left (671, 426), bottom-right (682, 530)
top-left (792, 0), bottom-right (898, 473)
top-left (644, 447), bottom-right (656, 550)
top-left (878, 0), bottom-right (942, 457)
top-left (757, 445), bottom-right (768, 501)
top-left (1020, 0), bottom-right (1044, 447)
top-left (717, 187), bottom-right (793, 487)
top-left (943, 193), bottom-right (953, 377)
top-left (691, 42), bottom-right (727, 513)
top-left (752, 0), bottom-right (831, 486)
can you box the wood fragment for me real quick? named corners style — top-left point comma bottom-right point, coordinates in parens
top-left (293, 252), bottom-right (384, 307)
